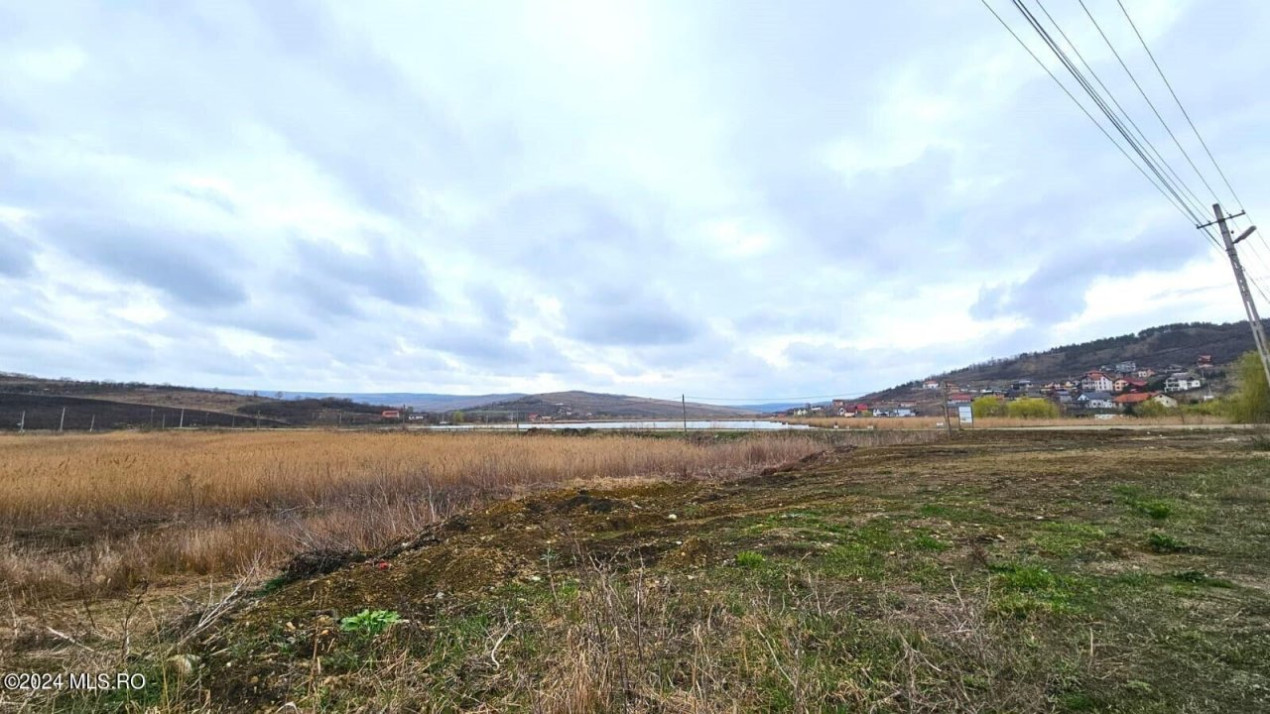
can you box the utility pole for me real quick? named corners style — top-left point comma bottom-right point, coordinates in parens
top-left (89, 415), bottom-right (95, 432)
top-left (1205, 203), bottom-right (1270, 391)
top-left (179, 408), bottom-right (185, 428)
top-left (942, 381), bottom-right (953, 435)
top-left (18, 410), bottom-right (24, 433)
top-left (59, 407), bottom-right (66, 433)
top-left (682, 394), bottom-right (688, 437)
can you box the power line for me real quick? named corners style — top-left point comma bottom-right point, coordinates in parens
top-left (1078, 0), bottom-right (1223, 209)
top-left (977, 0), bottom-right (1198, 232)
top-left (1008, 0), bottom-right (1221, 248)
top-left (1033, 0), bottom-right (1209, 218)
top-left (1116, 0), bottom-right (1246, 212)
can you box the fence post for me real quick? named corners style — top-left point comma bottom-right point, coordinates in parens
top-left (59, 407), bottom-right (66, 433)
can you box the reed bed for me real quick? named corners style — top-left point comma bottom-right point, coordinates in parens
top-left (0, 430), bottom-right (825, 597)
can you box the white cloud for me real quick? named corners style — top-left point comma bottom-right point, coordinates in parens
top-left (2, 0), bottom-right (1268, 398)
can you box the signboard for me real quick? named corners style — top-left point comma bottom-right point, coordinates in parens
top-left (957, 405), bottom-right (973, 425)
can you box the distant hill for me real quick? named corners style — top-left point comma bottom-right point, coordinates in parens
top-left (862, 320), bottom-right (1259, 406)
top-left (230, 391), bottom-right (527, 412)
top-left (480, 391), bottom-right (758, 420)
top-left (0, 374), bottom-right (392, 429)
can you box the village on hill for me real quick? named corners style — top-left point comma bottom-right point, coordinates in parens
top-left (785, 355), bottom-right (1218, 419)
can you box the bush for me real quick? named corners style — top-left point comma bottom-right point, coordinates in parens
top-left (972, 396), bottom-right (1007, 419)
top-left (1228, 351), bottom-right (1270, 423)
top-left (1006, 398), bottom-right (1059, 419)
top-left (1133, 400), bottom-right (1172, 418)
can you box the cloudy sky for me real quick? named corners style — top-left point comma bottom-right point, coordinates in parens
top-left (3, 0), bottom-right (1269, 401)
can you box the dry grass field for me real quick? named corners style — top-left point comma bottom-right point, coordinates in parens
top-left (0, 429), bottom-right (827, 601)
top-left (6, 428), bottom-right (1269, 713)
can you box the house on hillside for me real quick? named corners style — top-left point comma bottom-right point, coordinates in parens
top-left (923, 380), bottom-right (941, 390)
top-left (1077, 391), bottom-right (1115, 410)
top-left (381, 409), bottom-right (401, 420)
top-left (1112, 392), bottom-right (1155, 412)
top-left (1080, 371), bottom-right (1115, 393)
top-left (1113, 377), bottom-right (1148, 393)
top-left (1054, 389), bottom-right (1074, 404)
top-left (947, 393), bottom-right (974, 405)
top-left (1135, 368), bottom-right (1156, 379)
top-left (1197, 354), bottom-right (1214, 369)
top-left (1115, 361), bottom-right (1137, 374)
top-left (1164, 373), bottom-right (1202, 393)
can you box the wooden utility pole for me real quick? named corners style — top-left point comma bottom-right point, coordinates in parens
top-left (942, 382), bottom-right (952, 435)
top-left (18, 410), bottom-right (24, 433)
top-left (1205, 204), bottom-right (1270, 391)
top-left (89, 415), bottom-right (95, 432)
top-left (59, 407), bottom-right (66, 433)
top-left (682, 394), bottom-right (688, 437)
top-left (179, 408), bottom-right (185, 429)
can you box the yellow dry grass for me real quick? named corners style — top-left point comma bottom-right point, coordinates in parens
top-left (0, 429), bottom-right (823, 597)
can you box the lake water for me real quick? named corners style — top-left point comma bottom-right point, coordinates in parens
top-left (426, 419), bottom-right (814, 431)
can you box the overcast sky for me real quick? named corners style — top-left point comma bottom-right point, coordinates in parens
top-left (3, 1), bottom-right (1269, 401)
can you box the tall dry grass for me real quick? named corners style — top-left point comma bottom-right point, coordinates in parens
top-left (0, 430), bottom-right (825, 598)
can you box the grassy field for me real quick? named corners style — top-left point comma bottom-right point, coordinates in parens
top-left (4, 428), bottom-right (1270, 712)
top-left (0, 430), bottom-right (831, 600)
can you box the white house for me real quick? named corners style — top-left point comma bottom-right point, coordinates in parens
top-left (1077, 391), bottom-right (1115, 409)
top-left (1080, 371), bottom-right (1114, 393)
top-left (922, 380), bottom-right (940, 390)
top-left (1164, 373), bottom-right (1202, 393)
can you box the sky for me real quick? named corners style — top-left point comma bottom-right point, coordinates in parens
top-left (3, 0), bottom-right (1270, 402)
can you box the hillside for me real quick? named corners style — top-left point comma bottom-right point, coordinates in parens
top-left (229, 391), bottom-right (528, 412)
top-left (0, 374), bottom-right (393, 430)
top-left (481, 390), bottom-right (758, 420)
top-left (862, 320), bottom-right (1258, 406)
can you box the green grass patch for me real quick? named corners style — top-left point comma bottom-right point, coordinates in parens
top-left (1146, 531), bottom-right (1188, 554)
top-left (990, 563), bottom-right (1086, 617)
top-left (734, 550), bottom-right (767, 568)
top-left (1031, 521), bottom-right (1107, 557)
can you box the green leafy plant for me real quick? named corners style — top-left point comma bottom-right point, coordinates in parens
top-left (1147, 531), bottom-right (1186, 553)
top-left (339, 609), bottom-right (403, 636)
top-left (734, 550), bottom-right (766, 568)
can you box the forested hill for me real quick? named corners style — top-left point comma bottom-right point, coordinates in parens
top-left (870, 320), bottom-right (1258, 400)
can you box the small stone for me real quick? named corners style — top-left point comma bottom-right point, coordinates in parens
top-left (667, 514), bottom-right (678, 520)
top-left (165, 654), bottom-right (201, 679)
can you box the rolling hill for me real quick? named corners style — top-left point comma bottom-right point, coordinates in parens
top-left (861, 320), bottom-right (1258, 406)
top-left (479, 391), bottom-right (758, 420)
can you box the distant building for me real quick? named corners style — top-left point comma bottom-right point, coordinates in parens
top-left (1114, 360), bottom-right (1137, 374)
top-left (381, 409), bottom-right (401, 419)
top-left (1112, 392), bottom-right (1155, 411)
top-left (1164, 373), bottom-right (1202, 393)
top-left (1153, 394), bottom-right (1179, 408)
top-left (1077, 391), bottom-right (1115, 409)
top-left (1135, 368), bottom-right (1156, 379)
top-left (1080, 371), bottom-right (1115, 393)
top-left (923, 380), bottom-right (941, 390)
top-left (1113, 377), bottom-right (1148, 393)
